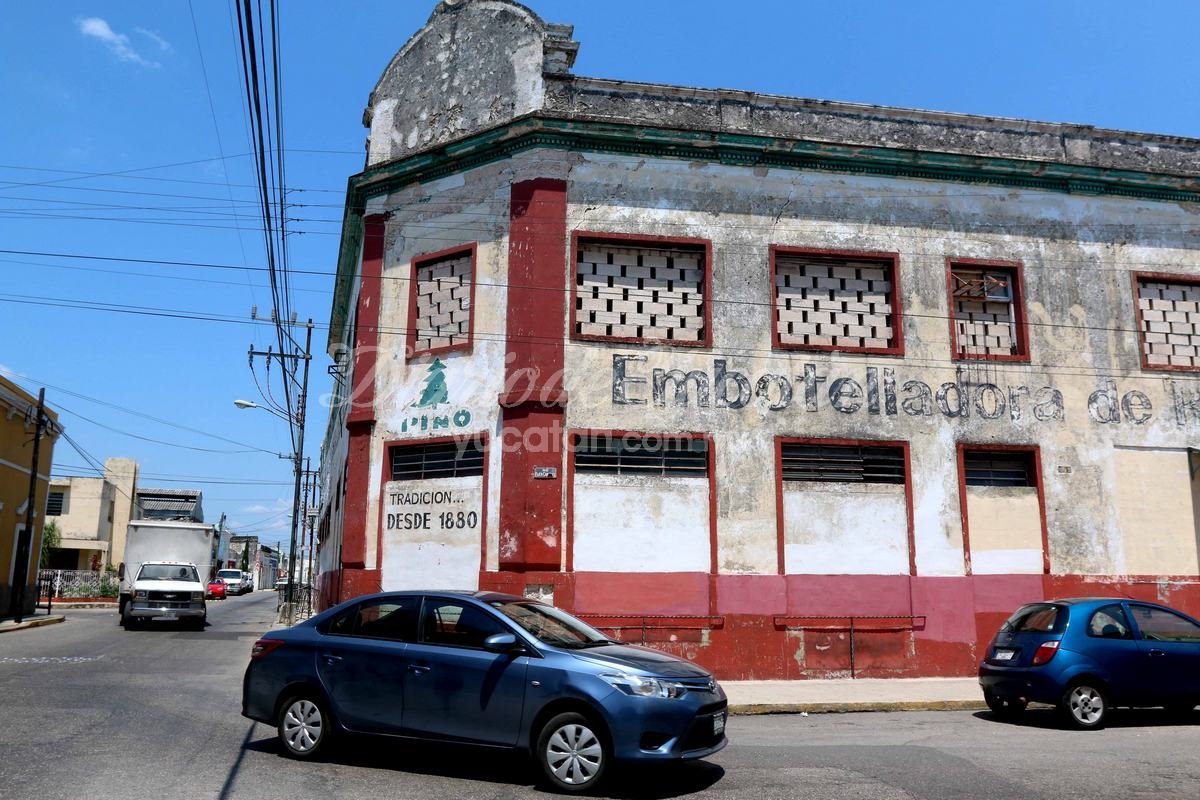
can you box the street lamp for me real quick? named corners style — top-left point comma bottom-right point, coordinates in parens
top-left (234, 395), bottom-right (307, 617)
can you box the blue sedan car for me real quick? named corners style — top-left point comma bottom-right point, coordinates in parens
top-left (979, 597), bottom-right (1200, 728)
top-left (242, 590), bottom-right (727, 792)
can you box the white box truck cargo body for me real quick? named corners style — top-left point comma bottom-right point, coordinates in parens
top-left (118, 520), bottom-right (218, 630)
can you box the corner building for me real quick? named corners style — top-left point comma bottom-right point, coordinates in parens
top-left (316, 0), bottom-right (1200, 678)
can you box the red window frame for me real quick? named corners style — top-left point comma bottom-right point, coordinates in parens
top-left (955, 443), bottom-right (1049, 576)
top-left (1131, 271), bottom-right (1200, 373)
top-left (946, 258), bottom-right (1030, 363)
top-left (565, 428), bottom-right (717, 575)
top-left (570, 232), bottom-right (713, 349)
top-left (773, 436), bottom-right (915, 576)
top-left (770, 246), bottom-right (905, 356)
top-left (406, 243), bottom-right (477, 361)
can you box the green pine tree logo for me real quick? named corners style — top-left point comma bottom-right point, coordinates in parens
top-left (416, 358), bottom-right (449, 408)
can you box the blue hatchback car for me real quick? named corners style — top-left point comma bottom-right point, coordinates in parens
top-left (242, 590), bottom-right (727, 792)
top-left (979, 597), bottom-right (1200, 728)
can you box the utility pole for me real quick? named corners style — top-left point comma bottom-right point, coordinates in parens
top-left (247, 318), bottom-right (313, 621)
top-left (11, 388), bottom-right (46, 623)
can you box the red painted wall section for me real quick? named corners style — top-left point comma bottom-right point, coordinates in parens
top-left (498, 179), bottom-right (567, 570)
top-left (337, 215), bottom-right (386, 581)
top-left (347, 214), bottom-right (385, 426)
top-left (574, 572), bottom-right (711, 616)
top-left (785, 575), bottom-right (913, 617)
top-left (715, 575), bottom-right (786, 614)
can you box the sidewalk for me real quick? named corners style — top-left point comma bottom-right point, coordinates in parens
top-left (723, 677), bottom-right (985, 714)
top-left (0, 613), bottom-right (66, 634)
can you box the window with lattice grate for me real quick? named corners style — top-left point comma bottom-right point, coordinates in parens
top-left (773, 250), bottom-right (900, 353)
top-left (1135, 275), bottom-right (1200, 369)
top-left (409, 246), bottom-right (474, 356)
top-left (574, 238), bottom-right (708, 345)
top-left (949, 263), bottom-right (1025, 360)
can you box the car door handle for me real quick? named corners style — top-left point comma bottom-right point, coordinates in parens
top-left (1148, 649), bottom-right (1166, 657)
top-left (407, 664), bottom-right (430, 675)
top-left (321, 654), bottom-right (343, 664)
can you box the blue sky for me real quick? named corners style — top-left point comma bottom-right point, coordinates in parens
top-left (1, 0), bottom-right (1197, 545)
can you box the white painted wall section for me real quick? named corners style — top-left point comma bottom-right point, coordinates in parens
top-left (783, 483), bottom-right (909, 574)
top-left (573, 475), bottom-right (709, 572)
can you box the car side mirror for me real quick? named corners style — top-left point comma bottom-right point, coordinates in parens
top-left (483, 632), bottom-right (524, 653)
top-left (117, 563), bottom-right (125, 580)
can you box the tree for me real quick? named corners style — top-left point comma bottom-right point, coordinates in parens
top-left (40, 520), bottom-right (61, 568)
top-left (417, 358), bottom-right (449, 408)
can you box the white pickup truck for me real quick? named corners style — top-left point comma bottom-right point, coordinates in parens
top-left (122, 561), bottom-right (207, 629)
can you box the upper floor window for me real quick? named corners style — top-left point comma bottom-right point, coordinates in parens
top-left (47, 491), bottom-right (65, 516)
top-left (772, 247), bottom-right (902, 355)
top-left (1134, 274), bottom-right (1200, 370)
top-left (408, 245), bottom-right (475, 358)
top-left (948, 260), bottom-right (1028, 361)
top-left (573, 234), bottom-right (710, 347)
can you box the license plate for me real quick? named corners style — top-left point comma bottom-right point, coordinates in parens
top-left (713, 713), bottom-right (725, 735)
top-left (993, 648), bottom-right (1015, 661)
top-left (161, 612), bottom-right (177, 620)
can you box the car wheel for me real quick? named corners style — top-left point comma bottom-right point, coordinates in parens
top-left (536, 711), bottom-right (609, 793)
top-left (121, 606), bottom-right (137, 630)
top-left (1060, 681), bottom-right (1109, 729)
top-left (984, 691), bottom-right (1027, 719)
top-left (277, 694), bottom-right (331, 759)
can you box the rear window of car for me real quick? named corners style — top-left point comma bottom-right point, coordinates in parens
top-left (1002, 603), bottom-right (1064, 633)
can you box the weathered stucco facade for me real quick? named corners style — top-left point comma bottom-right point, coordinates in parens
top-left (316, 0), bottom-right (1200, 678)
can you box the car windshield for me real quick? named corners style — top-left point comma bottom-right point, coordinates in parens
top-left (491, 601), bottom-right (613, 648)
top-left (217, 570), bottom-right (241, 579)
top-left (1001, 603), bottom-right (1064, 633)
top-left (138, 564), bottom-right (199, 582)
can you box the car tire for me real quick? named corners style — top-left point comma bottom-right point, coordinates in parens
top-left (1060, 680), bottom-right (1109, 729)
top-left (121, 606), bottom-right (136, 630)
top-left (277, 694), bottom-right (332, 760)
top-left (984, 691), bottom-right (1027, 719)
top-left (535, 711), bottom-right (609, 794)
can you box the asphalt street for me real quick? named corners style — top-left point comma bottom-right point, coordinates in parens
top-left (1, 593), bottom-right (1198, 800)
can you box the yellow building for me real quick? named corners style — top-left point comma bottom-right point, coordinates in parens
top-left (1, 375), bottom-right (60, 617)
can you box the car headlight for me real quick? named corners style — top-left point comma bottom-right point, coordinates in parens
top-left (134, 590), bottom-right (147, 600)
top-left (599, 672), bottom-right (687, 699)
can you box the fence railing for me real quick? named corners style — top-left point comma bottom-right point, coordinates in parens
top-left (37, 569), bottom-right (118, 599)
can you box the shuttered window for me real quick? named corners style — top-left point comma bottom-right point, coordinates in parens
top-left (963, 451), bottom-right (1035, 487)
top-left (574, 435), bottom-right (708, 477)
top-left (390, 439), bottom-right (485, 481)
top-left (780, 443), bottom-right (905, 484)
top-left (47, 491), bottom-right (65, 516)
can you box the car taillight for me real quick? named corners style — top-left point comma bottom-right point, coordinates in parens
top-left (1031, 640), bottom-right (1060, 665)
top-left (250, 638), bottom-right (285, 660)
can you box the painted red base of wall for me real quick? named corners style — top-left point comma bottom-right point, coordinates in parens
top-left (481, 570), bottom-right (1200, 680)
top-left (317, 566), bottom-right (1200, 678)
top-left (315, 567), bottom-right (381, 612)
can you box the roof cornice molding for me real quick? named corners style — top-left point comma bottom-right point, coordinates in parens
top-left (329, 115), bottom-right (1200, 347)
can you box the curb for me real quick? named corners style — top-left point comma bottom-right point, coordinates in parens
top-left (48, 602), bottom-right (118, 609)
top-left (0, 615), bottom-right (67, 634)
top-left (730, 700), bottom-right (987, 715)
